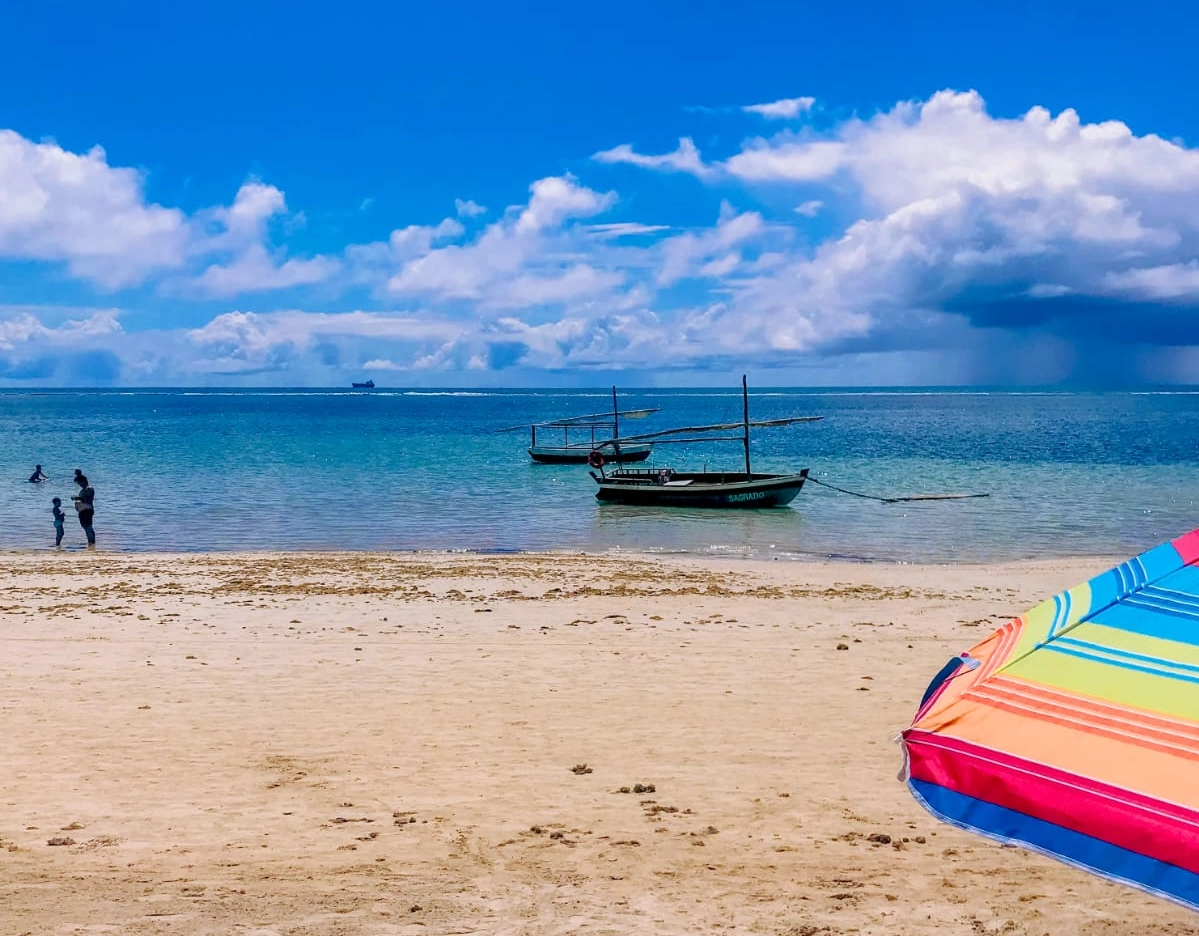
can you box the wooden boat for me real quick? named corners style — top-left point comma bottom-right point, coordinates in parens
top-left (590, 376), bottom-right (819, 508)
top-left (530, 441), bottom-right (653, 464)
top-left (519, 387), bottom-right (658, 464)
top-left (351, 379), bottom-right (375, 389)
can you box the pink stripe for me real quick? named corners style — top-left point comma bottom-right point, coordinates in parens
top-left (1171, 528), bottom-right (1199, 566)
top-left (906, 729), bottom-right (1199, 875)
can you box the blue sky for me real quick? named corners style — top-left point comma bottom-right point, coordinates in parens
top-left (4, 0), bottom-right (1199, 386)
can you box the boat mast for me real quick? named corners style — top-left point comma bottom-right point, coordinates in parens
top-left (742, 374), bottom-right (751, 478)
top-left (612, 385), bottom-right (619, 440)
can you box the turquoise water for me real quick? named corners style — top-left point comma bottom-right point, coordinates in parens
top-left (1, 388), bottom-right (1197, 562)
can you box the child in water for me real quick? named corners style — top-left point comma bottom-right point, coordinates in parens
top-left (52, 497), bottom-right (65, 547)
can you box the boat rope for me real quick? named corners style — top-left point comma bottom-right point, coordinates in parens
top-left (807, 476), bottom-right (990, 504)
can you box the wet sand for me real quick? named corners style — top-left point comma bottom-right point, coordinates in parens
top-left (1, 551), bottom-right (1193, 935)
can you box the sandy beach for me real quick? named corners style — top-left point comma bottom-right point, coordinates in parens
top-left (1, 550), bottom-right (1194, 936)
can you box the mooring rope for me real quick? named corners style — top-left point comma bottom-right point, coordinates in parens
top-left (807, 476), bottom-right (990, 504)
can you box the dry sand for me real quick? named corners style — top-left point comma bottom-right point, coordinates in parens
top-left (1, 550), bottom-right (1194, 936)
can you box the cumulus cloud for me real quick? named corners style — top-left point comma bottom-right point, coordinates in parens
top-left (194, 247), bottom-right (342, 297)
top-left (515, 175), bottom-right (615, 233)
top-left (189, 181), bottom-right (341, 295)
top-left (597, 89), bottom-right (1199, 362)
top-left (0, 131), bottom-right (340, 296)
top-left (0, 309), bottom-right (122, 350)
top-left (743, 96), bottom-right (815, 119)
top-left (656, 205), bottom-right (767, 286)
top-left (0, 131), bottom-right (188, 287)
top-left (386, 175), bottom-right (625, 311)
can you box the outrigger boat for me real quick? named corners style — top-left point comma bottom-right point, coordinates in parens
top-left (519, 387), bottom-right (658, 464)
top-left (588, 376), bottom-right (819, 508)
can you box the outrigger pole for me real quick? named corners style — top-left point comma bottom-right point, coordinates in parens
top-left (612, 385), bottom-right (619, 442)
top-left (742, 374), bottom-right (751, 479)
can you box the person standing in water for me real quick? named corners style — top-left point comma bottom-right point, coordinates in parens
top-left (29, 464), bottom-right (48, 483)
top-left (52, 497), bottom-right (65, 547)
top-left (72, 473), bottom-right (96, 547)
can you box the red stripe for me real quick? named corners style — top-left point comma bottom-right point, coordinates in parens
top-left (982, 676), bottom-right (1199, 742)
top-left (968, 685), bottom-right (1199, 755)
top-left (1171, 529), bottom-right (1199, 566)
top-left (905, 729), bottom-right (1199, 875)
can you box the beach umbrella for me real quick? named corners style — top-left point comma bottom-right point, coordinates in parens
top-left (900, 528), bottom-right (1199, 910)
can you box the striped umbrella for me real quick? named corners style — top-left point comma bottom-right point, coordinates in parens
top-left (902, 528), bottom-right (1199, 909)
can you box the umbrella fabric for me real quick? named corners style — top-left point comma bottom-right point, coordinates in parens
top-left (902, 528), bottom-right (1199, 910)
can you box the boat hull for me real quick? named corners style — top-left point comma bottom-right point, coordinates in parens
top-left (594, 469), bottom-right (809, 508)
top-left (530, 443), bottom-right (653, 464)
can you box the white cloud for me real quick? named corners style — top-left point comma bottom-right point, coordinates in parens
top-left (587, 222), bottom-right (671, 239)
top-left (794, 200), bottom-right (823, 217)
top-left (182, 309), bottom-right (468, 376)
top-left (386, 175), bottom-right (624, 310)
top-left (680, 90), bottom-right (1199, 355)
top-left (194, 246), bottom-right (342, 297)
top-left (725, 139), bottom-right (848, 182)
top-left (515, 175), bottom-right (615, 233)
top-left (656, 206), bottom-right (767, 286)
top-left (0, 130), bottom-right (188, 287)
top-left (217, 181), bottom-right (286, 241)
top-left (0, 309), bottom-right (122, 350)
top-left (743, 96), bottom-right (815, 119)
top-left (455, 198), bottom-right (487, 218)
top-left (1104, 262), bottom-right (1199, 299)
top-left (189, 181), bottom-right (341, 295)
top-left (0, 131), bottom-right (340, 297)
top-left (389, 218), bottom-right (465, 256)
top-left (362, 358), bottom-right (405, 370)
top-left (592, 137), bottom-right (715, 179)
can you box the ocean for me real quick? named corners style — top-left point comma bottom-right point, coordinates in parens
top-left (1, 387), bottom-right (1196, 562)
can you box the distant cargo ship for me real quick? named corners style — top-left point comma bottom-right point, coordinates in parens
top-left (351, 379), bottom-right (375, 389)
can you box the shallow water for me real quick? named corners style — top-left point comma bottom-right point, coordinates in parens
top-left (1, 387), bottom-right (1196, 562)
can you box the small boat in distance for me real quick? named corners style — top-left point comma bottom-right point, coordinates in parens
top-left (513, 387), bottom-right (658, 464)
top-left (589, 376), bottom-right (819, 508)
top-left (351, 379), bottom-right (375, 389)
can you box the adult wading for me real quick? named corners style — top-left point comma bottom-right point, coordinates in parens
top-left (73, 473), bottom-right (96, 546)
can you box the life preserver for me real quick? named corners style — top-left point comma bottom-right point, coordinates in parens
top-left (587, 450), bottom-right (605, 469)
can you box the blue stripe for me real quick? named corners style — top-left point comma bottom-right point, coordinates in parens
top-left (1041, 643), bottom-right (1199, 685)
top-left (1092, 602), bottom-right (1199, 646)
top-left (1130, 589), bottom-right (1199, 616)
top-left (1049, 593), bottom-right (1065, 639)
top-left (1054, 635), bottom-right (1199, 676)
top-left (1139, 540), bottom-right (1190, 583)
top-left (1079, 542), bottom-right (1183, 630)
top-left (908, 779), bottom-right (1199, 912)
top-left (1145, 586), bottom-right (1199, 613)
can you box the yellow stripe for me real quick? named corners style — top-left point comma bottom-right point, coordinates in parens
top-left (1004, 633), bottom-right (1199, 722)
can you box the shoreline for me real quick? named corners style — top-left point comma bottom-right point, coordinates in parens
top-left (1, 549), bottom-right (1176, 934)
top-left (0, 542), bottom-right (1131, 571)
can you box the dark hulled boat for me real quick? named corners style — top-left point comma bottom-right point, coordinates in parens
top-left (593, 468), bottom-right (809, 507)
top-left (519, 386), bottom-right (658, 464)
top-left (589, 376), bottom-right (818, 508)
top-left (529, 441), bottom-right (653, 464)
